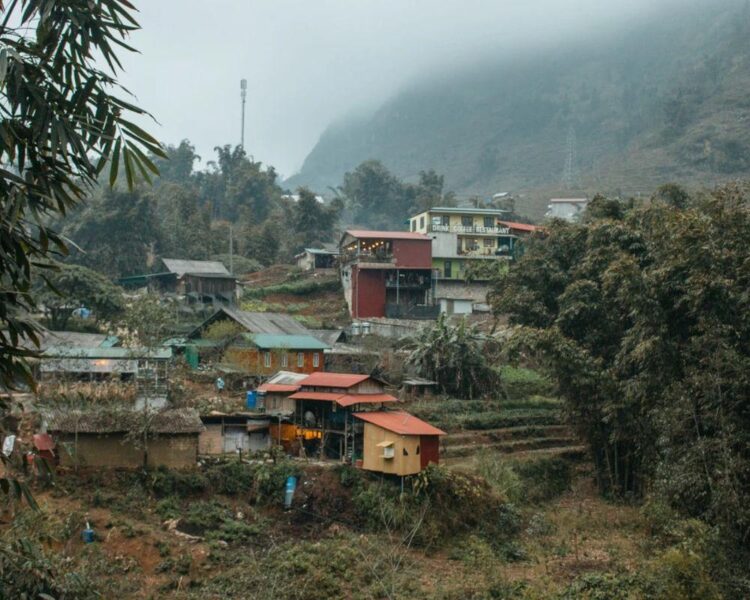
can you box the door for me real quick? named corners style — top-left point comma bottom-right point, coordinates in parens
top-left (444, 260), bottom-right (452, 278)
top-left (223, 426), bottom-right (249, 453)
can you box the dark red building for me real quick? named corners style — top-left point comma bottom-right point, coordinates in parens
top-left (339, 230), bottom-right (438, 319)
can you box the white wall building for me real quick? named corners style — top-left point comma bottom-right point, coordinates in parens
top-left (545, 198), bottom-right (589, 222)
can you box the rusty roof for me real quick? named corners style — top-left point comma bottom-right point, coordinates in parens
top-left (258, 383), bottom-right (301, 393)
top-left (353, 410), bottom-right (445, 436)
top-left (498, 221), bottom-right (541, 233)
top-left (298, 372), bottom-right (371, 388)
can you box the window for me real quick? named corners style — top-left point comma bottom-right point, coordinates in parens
top-left (313, 353), bottom-right (320, 368)
top-left (431, 216), bottom-right (442, 226)
top-left (411, 219), bottom-right (416, 232)
top-left (442, 215), bottom-right (450, 226)
top-left (419, 216), bottom-right (425, 229)
top-left (416, 445), bottom-right (420, 455)
top-left (444, 260), bottom-right (452, 278)
top-left (483, 216), bottom-right (494, 228)
top-left (263, 352), bottom-right (271, 368)
top-left (461, 215), bottom-right (473, 227)
top-left (378, 441), bottom-right (395, 459)
top-left (297, 352), bottom-right (304, 367)
top-left (483, 238), bottom-right (494, 247)
top-left (403, 447), bottom-right (409, 456)
top-left (281, 353), bottom-right (288, 368)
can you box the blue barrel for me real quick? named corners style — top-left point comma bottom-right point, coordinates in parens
top-left (246, 390), bottom-right (257, 409)
top-left (284, 476), bottom-right (297, 509)
top-left (82, 527), bottom-right (95, 543)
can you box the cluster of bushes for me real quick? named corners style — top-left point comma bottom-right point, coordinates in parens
top-left (499, 365), bottom-right (554, 400)
top-left (476, 454), bottom-right (573, 504)
top-left (242, 277), bottom-right (341, 300)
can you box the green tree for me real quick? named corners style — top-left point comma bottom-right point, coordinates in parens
top-left (406, 314), bottom-right (500, 399)
top-left (492, 185), bottom-right (750, 551)
top-left (291, 187), bottom-right (338, 251)
top-left (63, 186), bottom-right (161, 277)
top-left (341, 160), bottom-right (407, 229)
top-left (34, 262), bottom-right (125, 331)
top-left (0, 0), bottom-right (163, 389)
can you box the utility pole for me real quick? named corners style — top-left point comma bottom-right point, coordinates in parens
top-left (240, 79), bottom-right (247, 149)
top-left (229, 224), bottom-right (234, 275)
top-left (562, 123), bottom-right (577, 190)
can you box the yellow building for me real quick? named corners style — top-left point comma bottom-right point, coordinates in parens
top-left (409, 207), bottom-right (515, 282)
top-left (354, 410), bottom-right (445, 476)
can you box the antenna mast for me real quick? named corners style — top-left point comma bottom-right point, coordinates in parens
top-left (240, 78), bottom-right (247, 149)
top-left (562, 123), bottom-right (577, 190)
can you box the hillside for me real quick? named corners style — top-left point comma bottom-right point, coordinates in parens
top-left (287, 0), bottom-right (750, 218)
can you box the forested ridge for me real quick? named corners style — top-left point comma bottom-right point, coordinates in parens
top-left (288, 0), bottom-right (750, 217)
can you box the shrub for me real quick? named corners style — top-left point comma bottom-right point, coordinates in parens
top-left (513, 457), bottom-right (572, 503)
top-left (148, 467), bottom-right (208, 498)
top-left (204, 461), bottom-right (255, 496)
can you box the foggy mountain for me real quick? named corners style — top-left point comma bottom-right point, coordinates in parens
top-left (286, 0), bottom-right (750, 217)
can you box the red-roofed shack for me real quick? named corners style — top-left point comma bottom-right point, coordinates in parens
top-left (354, 410), bottom-right (445, 476)
top-left (282, 371), bottom-right (397, 461)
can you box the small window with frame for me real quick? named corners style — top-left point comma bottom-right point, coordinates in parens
top-left (281, 353), bottom-right (288, 368)
top-left (263, 352), bottom-right (272, 368)
top-left (297, 352), bottom-right (304, 367)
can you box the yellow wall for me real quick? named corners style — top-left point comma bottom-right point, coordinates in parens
top-left (361, 423), bottom-right (422, 476)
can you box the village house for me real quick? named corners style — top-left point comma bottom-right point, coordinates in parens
top-left (354, 410), bottom-right (445, 476)
top-left (545, 198), bottom-right (589, 222)
top-left (256, 370), bottom-right (308, 416)
top-left (175, 306), bottom-right (328, 373)
top-left (223, 333), bottom-right (329, 376)
top-left (408, 207), bottom-right (541, 314)
top-left (198, 412), bottom-right (271, 455)
top-left (267, 372), bottom-right (397, 460)
top-left (118, 258), bottom-right (237, 304)
top-left (339, 230), bottom-right (438, 320)
top-left (46, 408), bottom-right (203, 469)
top-left (294, 246), bottom-right (338, 272)
top-left (40, 346), bottom-right (171, 385)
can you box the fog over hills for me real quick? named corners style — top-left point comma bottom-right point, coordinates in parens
top-left (286, 0), bottom-right (750, 218)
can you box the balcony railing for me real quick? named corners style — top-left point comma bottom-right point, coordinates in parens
top-left (385, 304), bottom-right (440, 320)
top-left (340, 251), bottom-right (395, 265)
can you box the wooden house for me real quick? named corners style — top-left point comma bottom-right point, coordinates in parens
top-left (118, 258), bottom-right (237, 303)
top-left (199, 412), bottom-right (271, 455)
top-left (354, 410), bottom-right (445, 476)
top-left (286, 372), bottom-right (397, 460)
top-left (256, 371), bottom-right (308, 416)
top-left (46, 408), bottom-right (203, 469)
top-left (224, 334), bottom-right (329, 376)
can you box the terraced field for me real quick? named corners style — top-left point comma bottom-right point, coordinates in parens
top-left (406, 368), bottom-right (587, 468)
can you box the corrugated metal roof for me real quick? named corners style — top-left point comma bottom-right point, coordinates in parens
top-left (299, 372), bottom-right (370, 388)
top-left (354, 410), bottom-right (445, 436)
top-left (193, 307), bottom-right (310, 337)
top-left (498, 221), bottom-right (541, 233)
top-left (265, 370), bottom-right (309, 385)
top-left (162, 258), bottom-right (229, 276)
top-left (309, 329), bottom-right (346, 346)
top-left (243, 334), bottom-right (329, 350)
top-left (344, 230), bottom-right (431, 240)
top-left (46, 408), bottom-right (204, 434)
top-left (42, 346), bottom-right (172, 359)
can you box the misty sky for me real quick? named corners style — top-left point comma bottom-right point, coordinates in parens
top-left (120, 0), bottom-right (686, 179)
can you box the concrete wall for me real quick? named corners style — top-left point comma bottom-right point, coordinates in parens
top-left (56, 433), bottom-right (198, 469)
top-left (434, 280), bottom-right (489, 303)
top-left (361, 423), bottom-right (422, 476)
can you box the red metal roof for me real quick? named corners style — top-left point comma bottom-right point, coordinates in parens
top-left (498, 221), bottom-right (540, 233)
top-left (353, 410), bottom-right (445, 436)
top-left (345, 230), bottom-right (430, 241)
top-left (290, 391), bottom-right (397, 407)
top-left (289, 391), bottom-right (343, 402)
top-left (257, 383), bottom-right (300, 393)
top-left (298, 372), bottom-right (371, 388)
